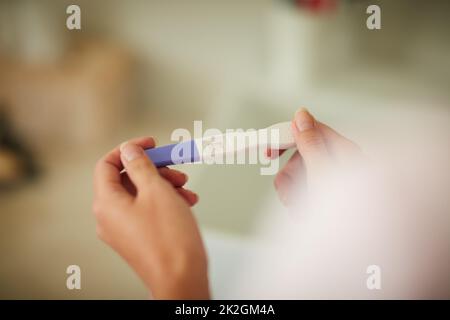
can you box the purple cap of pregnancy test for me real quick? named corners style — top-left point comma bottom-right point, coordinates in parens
top-left (144, 140), bottom-right (200, 168)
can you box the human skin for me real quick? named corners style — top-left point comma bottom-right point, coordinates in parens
top-left (272, 108), bottom-right (361, 206)
top-left (93, 136), bottom-right (210, 299)
top-left (92, 108), bottom-right (359, 299)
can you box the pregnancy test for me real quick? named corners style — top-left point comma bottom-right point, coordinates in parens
top-left (144, 121), bottom-right (295, 167)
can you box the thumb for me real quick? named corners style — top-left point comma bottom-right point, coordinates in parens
top-left (292, 108), bottom-right (330, 174)
top-left (120, 142), bottom-right (159, 190)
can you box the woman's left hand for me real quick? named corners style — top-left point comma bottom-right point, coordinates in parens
top-left (93, 136), bottom-right (210, 299)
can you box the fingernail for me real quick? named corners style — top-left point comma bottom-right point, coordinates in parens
top-left (120, 142), bottom-right (144, 162)
top-left (295, 108), bottom-right (315, 132)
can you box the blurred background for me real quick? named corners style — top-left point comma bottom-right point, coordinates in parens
top-left (0, 0), bottom-right (449, 298)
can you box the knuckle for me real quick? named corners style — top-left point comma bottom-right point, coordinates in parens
top-left (301, 131), bottom-right (325, 149)
top-left (141, 175), bottom-right (165, 192)
top-left (92, 199), bottom-right (116, 223)
top-left (92, 200), bottom-right (103, 217)
top-left (94, 158), bottom-right (105, 172)
top-left (130, 158), bottom-right (151, 172)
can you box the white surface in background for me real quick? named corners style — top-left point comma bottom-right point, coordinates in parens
top-left (206, 108), bottom-right (450, 299)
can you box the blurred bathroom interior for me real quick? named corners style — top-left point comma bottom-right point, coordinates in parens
top-left (0, 0), bottom-right (449, 298)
